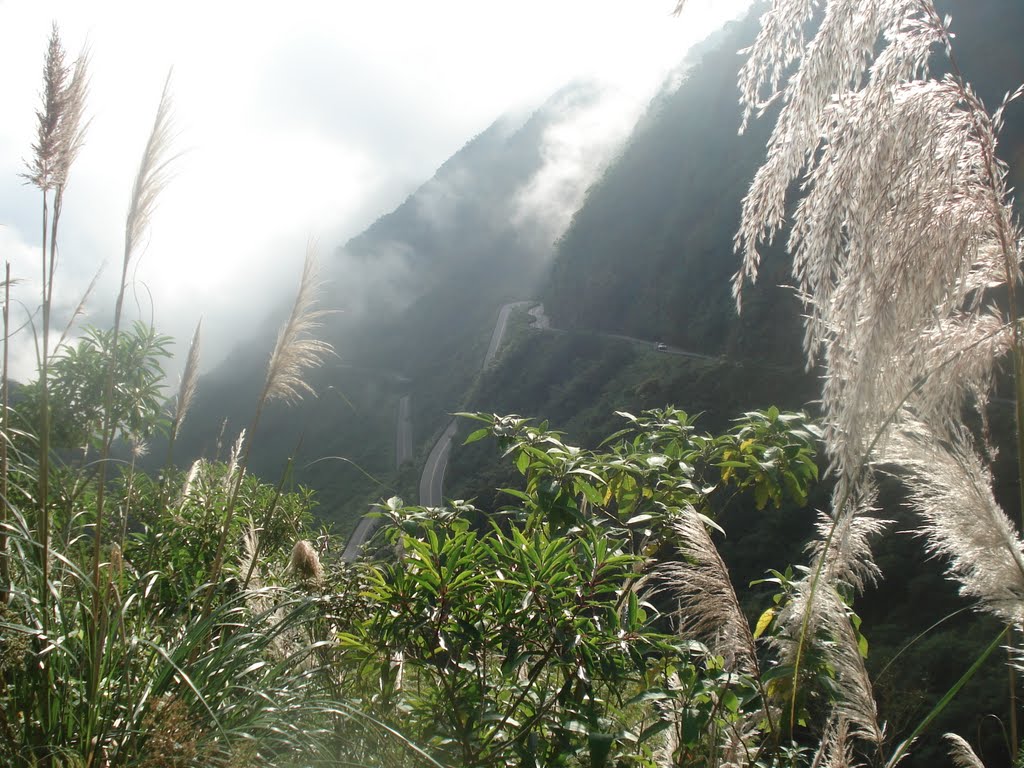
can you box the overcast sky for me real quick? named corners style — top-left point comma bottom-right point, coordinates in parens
top-left (0, 0), bottom-right (752, 381)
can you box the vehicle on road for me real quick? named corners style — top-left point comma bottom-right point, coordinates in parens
top-left (655, 342), bottom-right (668, 352)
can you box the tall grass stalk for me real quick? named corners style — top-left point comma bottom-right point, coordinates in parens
top-left (735, 0), bottom-right (1024, 757)
top-left (85, 75), bottom-right (174, 756)
top-left (91, 73), bottom-right (174, 590)
top-left (158, 320), bottom-right (201, 515)
top-left (1, 263), bottom-right (9, 604)
top-left (24, 26), bottom-right (88, 618)
top-left (203, 246), bottom-right (331, 617)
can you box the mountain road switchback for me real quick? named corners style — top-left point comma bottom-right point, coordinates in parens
top-left (341, 300), bottom-right (718, 560)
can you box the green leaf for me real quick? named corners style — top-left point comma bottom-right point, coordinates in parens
top-left (637, 718), bottom-right (672, 744)
top-left (625, 514), bottom-right (654, 527)
top-left (463, 427), bottom-right (490, 445)
top-left (515, 450), bottom-right (531, 474)
top-left (754, 481), bottom-right (770, 510)
top-left (576, 480), bottom-right (605, 506)
top-left (722, 689), bottom-right (740, 713)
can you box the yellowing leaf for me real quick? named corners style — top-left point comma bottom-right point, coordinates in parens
top-left (753, 607), bottom-right (775, 639)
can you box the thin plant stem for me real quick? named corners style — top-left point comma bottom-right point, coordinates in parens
top-left (242, 446), bottom-right (299, 591)
top-left (38, 186), bottom-right (50, 615)
top-left (0, 263), bottom-right (9, 604)
top-left (929, 9), bottom-right (1024, 757)
top-left (200, 395), bottom-right (266, 619)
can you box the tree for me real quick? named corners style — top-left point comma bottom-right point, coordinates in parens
top-left (19, 322), bottom-right (172, 456)
top-left (331, 407), bottom-right (822, 767)
top-left (733, 0), bottom-right (1024, 763)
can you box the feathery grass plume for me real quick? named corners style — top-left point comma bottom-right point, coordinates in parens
top-left (735, 1), bottom-right (1017, 483)
top-left (263, 246), bottom-right (333, 405)
top-left (887, 420), bottom-right (1024, 628)
top-left (811, 717), bottom-right (856, 768)
top-left (122, 74), bottom-right (175, 281)
top-left (944, 733), bottom-right (987, 768)
top-left (53, 264), bottom-right (103, 355)
top-left (171, 319), bottom-right (202, 440)
top-left (222, 430), bottom-right (246, 494)
top-left (289, 539), bottom-right (322, 585)
top-left (771, 577), bottom-right (883, 747)
top-left (24, 24), bottom-right (89, 193)
top-left (769, 486), bottom-right (885, 743)
top-left (718, 709), bottom-right (774, 768)
top-left (808, 485), bottom-right (889, 595)
top-left (735, 2), bottom-right (1024, 753)
top-left (24, 25), bottom-right (89, 618)
top-left (204, 241), bottom-right (334, 615)
top-left (770, 481), bottom-right (886, 742)
top-left (239, 525), bottom-right (265, 592)
top-left (820, 588), bottom-right (884, 747)
top-left (177, 459), bottom-right (201, 508)
top-left (648, 508), bottom-right (760, 675)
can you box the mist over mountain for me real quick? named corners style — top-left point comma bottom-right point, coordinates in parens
top-left (170, 75), bottom-right (661, 516)
top-left (176, 0), bottom-right (1024, 524)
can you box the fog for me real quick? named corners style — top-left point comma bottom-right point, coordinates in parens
top-left (0, 0), bottom-right (752, 384)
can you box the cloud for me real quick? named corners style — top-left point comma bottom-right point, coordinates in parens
top-left (511, 80), bottom-right (659, 247)
top-left (0, 0), bottom-right (753, 385)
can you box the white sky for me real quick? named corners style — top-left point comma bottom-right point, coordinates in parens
top-left (0, 0), bottom-right (752, 381)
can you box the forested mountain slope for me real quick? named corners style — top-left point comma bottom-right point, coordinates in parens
top-left (545, 0), bottom-right (1024, 367)
top-left (170, 80), bottom-right (634, 528)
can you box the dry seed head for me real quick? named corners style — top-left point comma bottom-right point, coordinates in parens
top-left (24, 24), bottom-right (90, 192)
top-left (648, 509), bottom-right (760, 675)
top-left (263, 246), bottom-right (334, 404)
top-left (172, 320), bottom-right (202, 434)
top-left (887, 420), bottom-right (1024, 628)
top-left (223, 430), bottom-right (246, 493)
top-left (944, 733), bottom-right (986, 768)
top-left (735, 0), bottom-right (1015, 483)
top-left (289, 539), bottom-right (322, 583)
top-left (124, 74), bottom-right (175, 273)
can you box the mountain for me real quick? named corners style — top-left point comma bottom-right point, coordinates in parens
top-left (170, 78), bottom-right (645, 530)
top-left (176, 0), bottom-right (1024, 530)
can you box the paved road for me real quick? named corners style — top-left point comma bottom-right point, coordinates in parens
top-left (417, 302), bottom-right (531, 507)
top-left (485, 301), bottom-right (531, 366)
top-left (342, 300), bottom-right (721, 560)
top-left (419, 418), bottom-right (458, 507)
top-left (396, 394), bottom-right (412, 468)
top-left (340, 393), bottom-right (413, 562)
top-left (341, 508), bottom-right (377, 562)
top-left (529, 302), bottom-right (716, 360)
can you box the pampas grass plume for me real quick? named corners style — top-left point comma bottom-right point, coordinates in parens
top-left (944, 733), bottom-right (986, 768)
top-left (123, 74), bottom-right (175, 271)
top-left (24, 24), bottom-right (89, 192)
top-left (172, 320), bottom-right (202, 435)
top-left (290, 540), bottom-right (322, 584)
top-left (263, 246), bottom-right (333, 404)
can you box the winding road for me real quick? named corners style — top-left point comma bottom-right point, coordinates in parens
top-left (340, 393), bottom-right (414, 562)
top-left (418, 301), bottom-right (531, 507)
top-left (341, 300), bottom-right (717, 560)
